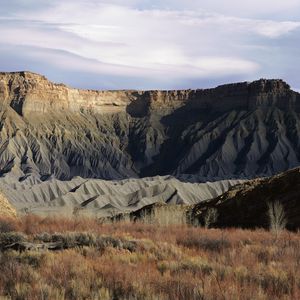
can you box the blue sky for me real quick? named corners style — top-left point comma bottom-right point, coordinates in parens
top-left (1, 0), bottom-right (300, 90)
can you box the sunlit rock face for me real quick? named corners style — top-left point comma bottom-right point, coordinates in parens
top-left (0, 72), bottom-right (297, 116)
top-left (0, 71), bottom-right (299, 181)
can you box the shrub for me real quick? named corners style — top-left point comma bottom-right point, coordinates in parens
top-left (141, 205), bottom-right (188, 226)
top-left (0, 216), bottom-right (299, 299)
top-left (96, 236), bottom-right (137, 252)
top-left (177, 235), bottom-right (231, 252)
top-left (267, 201), bottom-right (287, 232)
top-left (34, 232), bottom-right (137, 252)
top-left (34, 232), bottom-right (52, 243)
top-left (167, 258), bottom-right (213, 276)
top-left (0, 232), bottom-right (26, 250)
top-left (8, 251), bottom-right (46, 268)
top-left (204, 208), bottom-right (218, 228)
top-left (0, 218), bottom-right (17, 233)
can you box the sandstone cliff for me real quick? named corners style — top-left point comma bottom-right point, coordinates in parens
top-left (0, 71), bottom-right (298, 116)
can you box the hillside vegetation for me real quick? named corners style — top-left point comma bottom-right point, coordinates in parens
top-left (0, 215), bottom-right (299, 299)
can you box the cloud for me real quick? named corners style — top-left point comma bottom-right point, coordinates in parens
top-left (149, 0), bottom-right (300, 19)
top-left (252, 21), bottom-right (300, 38)
top-left (179, 13), bottom-right (300, 38)
top-left (0, 6), bottom-right (264, 78)
top-left (0, 1), bottom-right (299, 89)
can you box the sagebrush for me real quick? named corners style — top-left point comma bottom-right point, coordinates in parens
top-left (0, 215), bottom-right (299, 299)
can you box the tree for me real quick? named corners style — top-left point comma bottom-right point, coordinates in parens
top-left (267, 201), bottom-right (287, 232)
top-left (204, 208), bottom-right (218, 229)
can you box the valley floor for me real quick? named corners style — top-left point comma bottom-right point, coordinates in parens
top-left (0, 216), bottom-right (299, 300)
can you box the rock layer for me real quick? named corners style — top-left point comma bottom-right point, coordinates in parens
top-left (0, 72), bottom-right (299, 116)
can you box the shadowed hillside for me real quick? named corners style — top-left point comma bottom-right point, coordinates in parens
top-left (192, 167), bottom-right (300, 230)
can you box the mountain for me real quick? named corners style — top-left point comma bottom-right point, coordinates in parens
top-left (0, 71), bottom-right (299, 183)
top-left (0, 71), bottom-right (300, 216)
top-left (192, 167), bottom-right (300, 230)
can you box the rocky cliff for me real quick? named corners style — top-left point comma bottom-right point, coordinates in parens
top-left (0, 71), bottom-right (298, 116)
top-left (0, 71), bottom-right (299, 182)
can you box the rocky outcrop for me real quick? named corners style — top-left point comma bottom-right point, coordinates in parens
top-left (0, 71), bottom-right (299, 182)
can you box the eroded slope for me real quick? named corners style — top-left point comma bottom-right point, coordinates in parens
top-left (0, 72), bottom-right (299, 182)
top-left (0, 175), bottom-right (242, 217)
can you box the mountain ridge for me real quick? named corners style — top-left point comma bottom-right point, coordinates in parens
top-left (1, 71), bottom-right (299, 117)
top-left (0, 71), bottom-right (299, 182)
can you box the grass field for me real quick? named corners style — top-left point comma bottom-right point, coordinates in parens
top-left (0, 215), bottom-right (299, 299)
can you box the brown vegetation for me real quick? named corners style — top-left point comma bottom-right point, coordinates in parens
top-left (0, 215), bottom-right (299, 299)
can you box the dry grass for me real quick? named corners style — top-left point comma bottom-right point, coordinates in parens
top-left (0, 215), bottom-right (300, 299)
top-left (140, 204), bottom-right (189, 226)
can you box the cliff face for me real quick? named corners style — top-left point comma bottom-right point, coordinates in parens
top-left (0, 71), bottom-right (299, 182)
top-left (0, 72), bottom-right (298, 117)
top-left (0, 72), bottom-right (137, 115)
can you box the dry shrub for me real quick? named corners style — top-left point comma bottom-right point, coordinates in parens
top-left (34, 232), bottom-right (137, 251)
top-left (12, 215), bottom-right (102, 235)
top-left (204, 208), bottom-right (219, 228)
top-left (0, 232), bottom-right (26, 250)
top-left (177, 235), bottom-right (231, 252)
top-left (0, 216), bottom-right (299, 299)
top-left (268, 201), bottom-right (287, 232)
top-left (141, 205), bottom-right (188, 226)
top-left (0, 217), bottom-right (17, 233)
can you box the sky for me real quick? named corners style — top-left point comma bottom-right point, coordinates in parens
top-left (0, 0), bottom-right (300, 90)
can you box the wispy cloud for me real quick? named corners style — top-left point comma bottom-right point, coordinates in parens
top-left (0, 0), bottom-right (299, 89)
